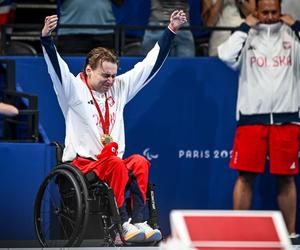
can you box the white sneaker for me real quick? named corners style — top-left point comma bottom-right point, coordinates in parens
top-left (289, 233), bottom-right (300, 239)
top-left (121, 218), bottom-right (145, 243)
top-left (134, 221), bottom-right (162, 242)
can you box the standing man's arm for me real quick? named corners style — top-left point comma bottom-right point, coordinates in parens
top-left (281, 14), bottom-right (300, 40)
top-left (218, 14), bottom-right (258, 70)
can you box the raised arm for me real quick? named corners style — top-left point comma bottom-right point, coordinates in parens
top-left (41, 15), bottom-right (63, 83)
top-left (118, 10), bottom-right (187, 102)
top-left (41, 15), bottom-right (79, 114)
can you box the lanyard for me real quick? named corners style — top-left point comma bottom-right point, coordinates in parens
top-left (80, 73), bottom-right (110, 135)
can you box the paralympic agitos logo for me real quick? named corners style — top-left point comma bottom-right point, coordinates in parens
top-left (143, 148), bottom-right (159, 161)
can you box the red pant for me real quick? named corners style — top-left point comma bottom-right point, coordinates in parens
top-left (71, 154), bottom-right (150, 208)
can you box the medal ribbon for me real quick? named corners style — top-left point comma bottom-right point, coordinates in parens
top-left (80, 73), bottom-right (110, 135)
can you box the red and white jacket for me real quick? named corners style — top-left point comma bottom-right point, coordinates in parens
top-left (218, 21), bottom-right (300, 125)
top-left (42, 28), bottom-right (175, 161)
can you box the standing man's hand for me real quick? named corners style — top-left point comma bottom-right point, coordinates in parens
top-left (42, 15), bottom-right (58, 37)
top-left (280, 14), bottom-right (296, 26)
top-left (245, 14), bottom-right (259, 27)
top-left (168, 10), bottom-right (187, 33)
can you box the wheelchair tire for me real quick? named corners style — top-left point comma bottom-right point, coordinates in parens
top-left (34, 168), bottom-right (83, 247)
top-left (57, 164), bottom-right (90, 246)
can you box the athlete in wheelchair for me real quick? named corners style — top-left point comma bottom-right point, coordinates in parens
top-left (34, 10), bottom-right (187, 247)
top-left (34, 141), bottom-right (160, 247)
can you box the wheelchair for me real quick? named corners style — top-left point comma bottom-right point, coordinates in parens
top-left (33, 142), bottom-right (160, 247)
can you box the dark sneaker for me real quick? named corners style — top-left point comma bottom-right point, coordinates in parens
top-left (289, 233), bottom-right (300, 245)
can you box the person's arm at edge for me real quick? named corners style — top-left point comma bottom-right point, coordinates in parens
top-left (0, 102), bottom-right (18, 116)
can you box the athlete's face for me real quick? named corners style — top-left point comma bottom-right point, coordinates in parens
top-left (86, 61), bottom-right (118, 93)
top-left (256, 0), bottom-right (281, 24)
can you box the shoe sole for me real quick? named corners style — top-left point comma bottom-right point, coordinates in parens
top-left (125, 232), bottom-right (146, 243)
top-left (144, 232), bottom-right (162, 242)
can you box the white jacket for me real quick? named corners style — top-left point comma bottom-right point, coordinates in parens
top-left (218, 21), bottom-right (300, 125)
top-left (42, 28), bottom-right (175, 161)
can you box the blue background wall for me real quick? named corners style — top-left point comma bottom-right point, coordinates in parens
top-left (1, 56), bottom-right (299, 240)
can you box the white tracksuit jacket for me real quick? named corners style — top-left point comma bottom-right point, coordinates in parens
top-left (41, 28), bottom-right (175, 162)
top-left (218, 21), bottom-right (300, 125)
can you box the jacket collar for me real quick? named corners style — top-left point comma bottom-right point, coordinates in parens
top-left (255, 22), bottom-right (282, 35)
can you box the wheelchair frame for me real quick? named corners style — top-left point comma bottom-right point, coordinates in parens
top-left (33, 142), bottom-right (160, 247)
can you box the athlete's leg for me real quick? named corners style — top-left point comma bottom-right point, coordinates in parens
top-left (92, 156), bottom-right (129, 209)
top-left (124, 154), bottom-right (150, 223)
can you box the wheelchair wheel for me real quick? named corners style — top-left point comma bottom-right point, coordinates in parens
top-left (58, 164), bottom-right (90, 246)
top-left (34, 168), bottom-right (83, 247)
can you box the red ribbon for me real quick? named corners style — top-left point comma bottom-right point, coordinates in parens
top-left (80, 73), bottom-right (110, 135)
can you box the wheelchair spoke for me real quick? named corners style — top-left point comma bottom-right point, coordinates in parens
top-left (34, 168), bottom-right (84, 247)
top-left (56, 212), bottom-right (74, 240)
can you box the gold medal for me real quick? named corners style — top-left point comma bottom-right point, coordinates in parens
top-left (101, 134), bottom-right (113, 145)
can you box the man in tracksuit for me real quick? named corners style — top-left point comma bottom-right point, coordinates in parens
top-left (218, 0), bottom-right (300, 240)
top-left (41, 11), bottom-right (186, 243)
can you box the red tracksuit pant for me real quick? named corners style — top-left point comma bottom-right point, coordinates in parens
top-left (71, 154), bottom-right (150, 208)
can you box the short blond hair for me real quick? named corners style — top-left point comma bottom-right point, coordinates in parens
top-left (83, 47), bottom-right (118, 78)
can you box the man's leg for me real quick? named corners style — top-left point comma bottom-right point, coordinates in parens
top-left (124, 154), bottom-right (162, 242)
top-left (71, 155), bottom-right (145, 242)
top-left (91, 156), bottom-right (146, 242)
top-left (277, 175), bottom-right (296, 234)
top-left (124, 154), bottom-right (150, 222)
top-left (233, 171), bottom-right (257, 210)
top-left (269, 124), bottom-right (299, 235)
top-left (91, 156), bottom-right (129, 209)
top-left (230, 125), bottom-right (268, 209)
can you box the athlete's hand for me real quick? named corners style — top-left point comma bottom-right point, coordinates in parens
top-left (42, 15), bottom-right (58, 37)
top-left (168, 10), bottom-right (187, 33)
top-left (280, 14), bottom-right (295, 26)
top-left (245, 14), bottom-right (259, 27)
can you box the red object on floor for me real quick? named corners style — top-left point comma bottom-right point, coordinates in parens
top-left (170, 210), bottom-right (291, 250)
